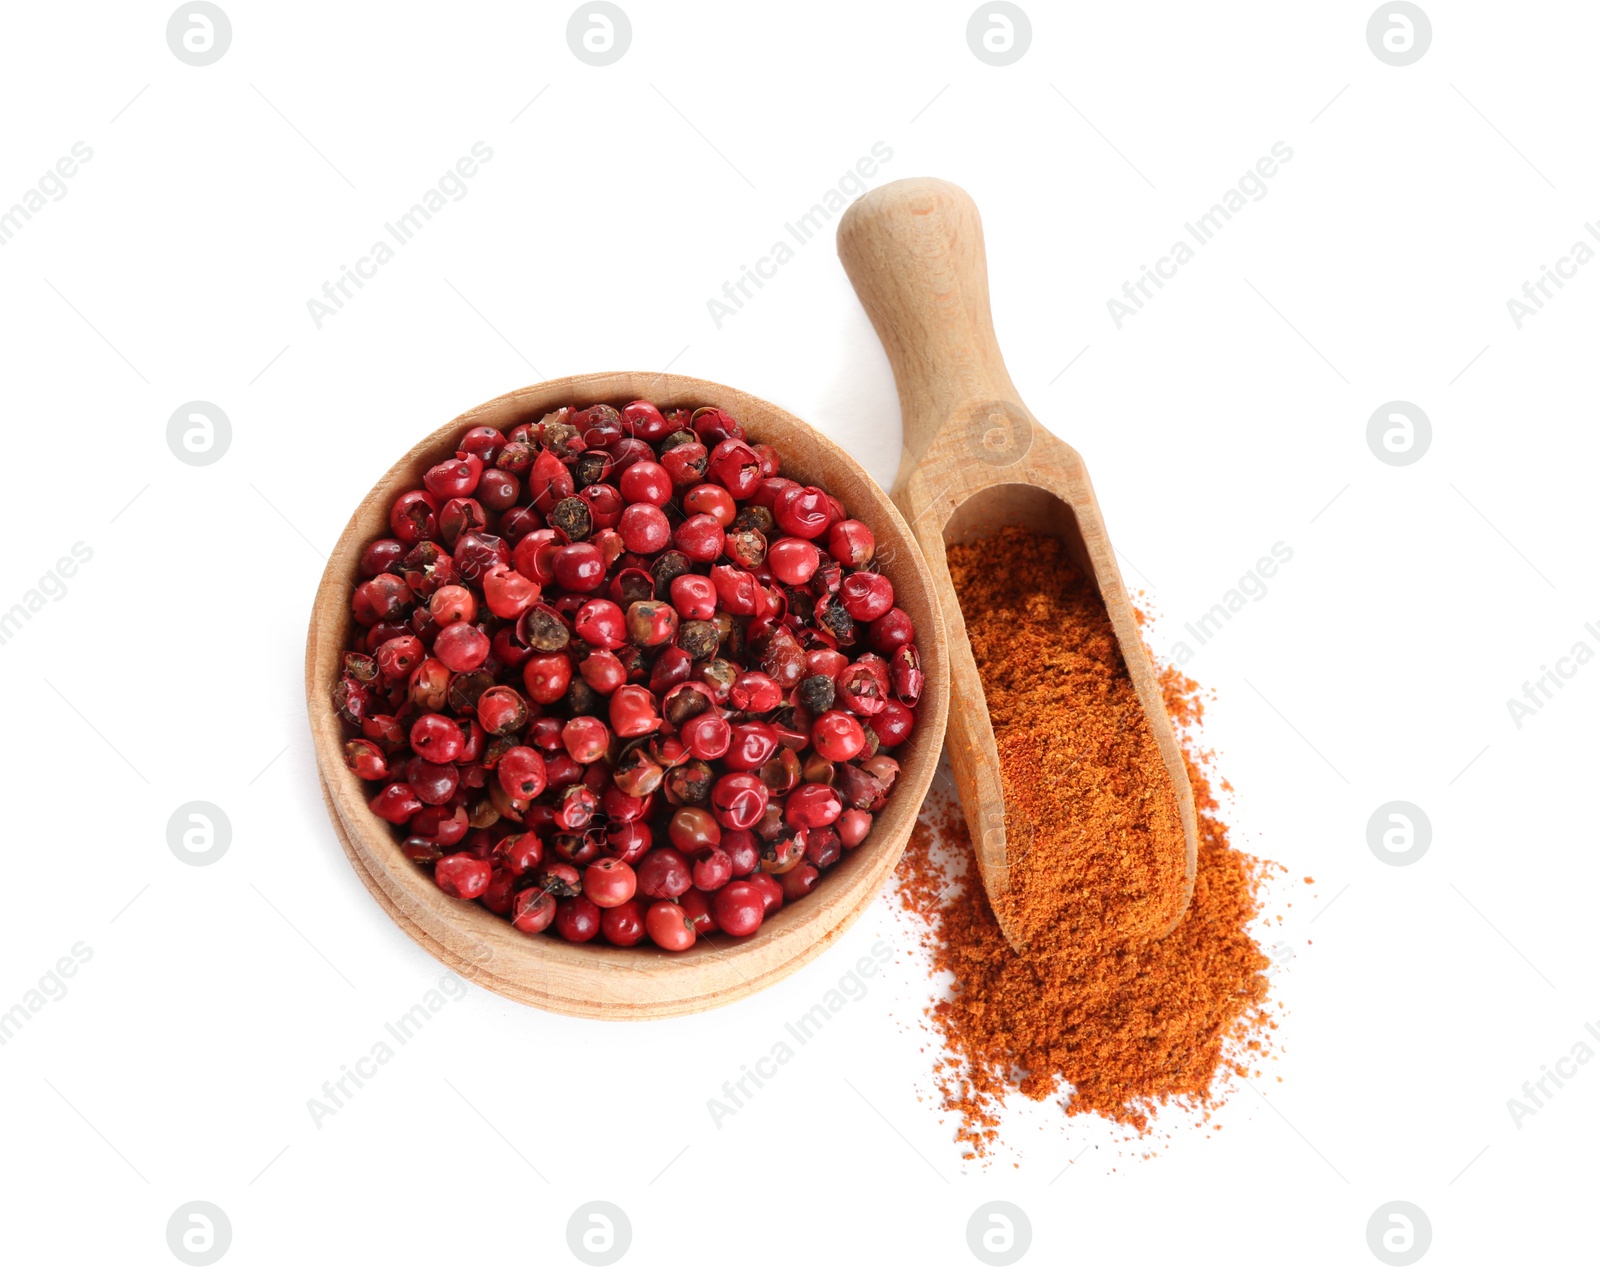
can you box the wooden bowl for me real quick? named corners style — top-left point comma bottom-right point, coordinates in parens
top-left (305, 372), bottom-right (950, 1019)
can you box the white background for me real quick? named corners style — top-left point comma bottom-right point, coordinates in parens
top-left (1, 2), bottom-right (1595, 1265)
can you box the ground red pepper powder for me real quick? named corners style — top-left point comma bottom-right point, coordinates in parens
top-left (896, 528), bottom-right (1277, 1158)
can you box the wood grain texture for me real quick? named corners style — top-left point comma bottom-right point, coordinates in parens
top-left (305, 372), bottom-right (950, 1019)
top-left (836, 178), bottom-right (1197, 948)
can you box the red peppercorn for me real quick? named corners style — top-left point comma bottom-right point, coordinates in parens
top-left (748, 478), bottom-right (793, 513)
top-left (729, 670), bottom-right (782, 713)
top-left (669, 573), bottom-right (717, 620)
top-left (535, 861), bottom-right (581, 898)
top-left (480, 866), bottom-right (518, 915)
top-left (551, 542), bottom-right (606, 592)
top-left (588, 528), bottom-right (622, 570)
top-left (673, 513), bottom-right (724, 563)
top-left (452, 532), bottom-right (509, 582)
top-left (409, 713), bottom-right (463, 763)
top-left (667, 806), bottom-right (721, 852)
top-left (618, 502), bottom-right (671, 554)
top-left (811, 710), bottom-right (866, 762)
top-left (562, 715), bottom-right (610, 763)
top-left (678, 887), bottom-right (716, 933)
top-left (497, 832), bottom-right (544, 875)
top-left (498, 437), bottom-right (534, 472)
top-left (712, 880), bottom-right (765, 936)
top-left (645, 900), bottom-right (697, 950)
top-left (476, 685), bottom-right (528, 736)
top-left (721, 829), bottom-right (760, 877)
top-left (579, 649), bottom-right (627, 695)
top-left (511, 889), bottom-right (556, 934)
top-left (680, 712), bottom-right (732, 761)
top-left (512, 530), bottom-right (560, 586)
top-left (390, 490), bottom-right (441, 544)
top-left (605, 819), bottom-right (653, 863)
top-left (439, 500), bottom-right (488, 551)
top-left (747, 442), bottom-right (777, 478)
top-left (710, 565), bottom-right (761, 616)
top-left (528, 449), bottom-right (575, 512)
top-left (435, 853), bottom-right (491, 900)
top-left (840, 572), bottom-right (895, 621)
top-left (375, 634), bottom-right (424, 680)
top-left (609, 684), bottom-right (661, 737)
top-left (611, 750), bottom-right (664, 799)
top-left (481, 564), bottom-right (540, 620)
top-left (785, 783), bottom-right (842, 829)
top-left (837, 660), bottom-right (889, 715)
top-left (500, 506), bottom-right (542, 545)
top-left (868, 607), bottom-right (915, 654)
top-left (424, 452), bottom-right (484, 500)
top-left (768, 536), bottom-right (820, 586)
top-left (619, 458), bottom-right (672, 505)
top-left (807, 647), bottom-right (850, 679)
top-left (707, 438), bottom-right (763, 499)
top-left (600, 899), bottom-right (647, 946)
top-left (523, 652), bottom-right (573, 705)
top-left (553, 783), bottom-right (599, 831)
top-left (780, 863), bottom-right (821, 900)
top-left (429, 584), bottom-right (476, 625)
top-left (661, 441), bottom-right (708, 487)
top-left (759, 626), bottom-right (807, 687)
top-left (827, 519), bottom-right (875, 567)
top-left (554, 895), bottom-right (601, 942)
top-left (637, 848), bottom-right (692, 900)
top-left (344, 738), bottom-right (390, 781)
top-left (747, 871), bottom-right (784, 914)
top-left (683, 482), bottom-right (737, 527)
top-left (407, 659), bottom-right (450, 710)
top-left (579, 482), bottom-right (623, 531)
top-left (459, 425), bottom-right (507, 462)
top-left (413, 802), bottom-right (469, 846)
top-left (434, 621), bottom-right (490, 672)
top-left (497, 746), bottom-right (548, 801)
top-left (352, 573), bottom-right (411, 626)
top-left (838, 809), bottom-right (872, 847)
top-left (574, 598), bottom-right (626, 649)
top-left (526, 715), bottom-right (564, 751)
top-left (603, 785), bottom-right (653, 822)
top-left (407, 758), bottom-right (459, 805)
top-left (723, 721), bottom-right (780, 772)
top-left (400, 542), bottom-right (457, 598)
top-left (891, 644), bottom-right (924, 706)
top-left (606, 436), bottom-right (651, 472)
top-left (361, 538), bottom-right (406, 578)
top-left (477, 468), bottom-right (520, 512)
top-left (583, 857), bottom-right (636, 908)
top-left (362, 713), bottom-right (406, 753)
top-left (619, 600), bottom-right (672, 647)
top-left (691, 846), bottom-right (733, 891)
top-left (773, 485), bottom-right (831, 539)
top-left (711, 772), bottom-right (769, 830)
top-left (622, 400), bottom-right (670, 441)
top-left (369, 782), bottom-right (421, 824)
top-left (872, 698), bottom-right (916, 747)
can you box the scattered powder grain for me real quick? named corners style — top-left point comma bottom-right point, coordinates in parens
top-left (897, 528), bottom-right (1277, 1157)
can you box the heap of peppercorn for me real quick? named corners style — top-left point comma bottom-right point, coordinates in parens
top-left (334, 401), bottom-right (925, 951)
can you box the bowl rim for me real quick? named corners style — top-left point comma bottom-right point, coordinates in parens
top-left (304, 371), bottom-right (950, 1018)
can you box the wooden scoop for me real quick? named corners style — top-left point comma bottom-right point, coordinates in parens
top-left (836, 177), bottom-right (1198, 949)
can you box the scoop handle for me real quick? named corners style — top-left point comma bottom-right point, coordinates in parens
top-left (836, 177), bottom-right (1027, 484)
